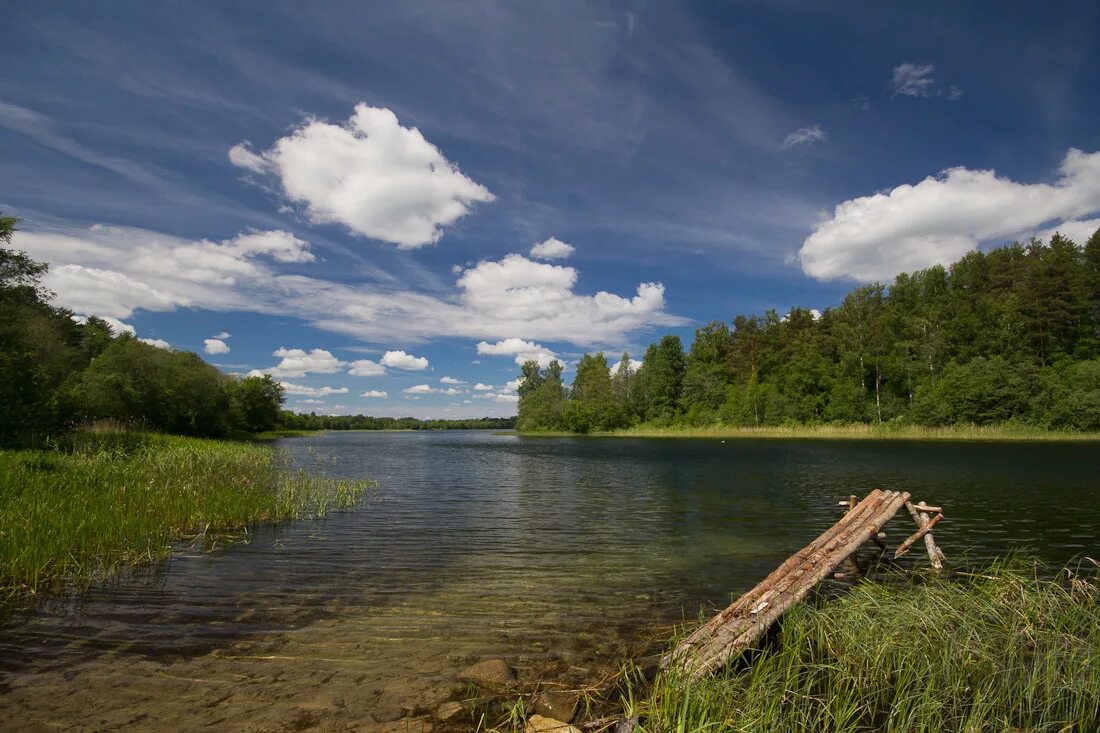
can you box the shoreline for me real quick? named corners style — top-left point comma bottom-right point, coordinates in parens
top-left (516, 424), bottom-right (1100, 442)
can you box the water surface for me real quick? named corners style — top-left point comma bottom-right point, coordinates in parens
top-left (2, 432), bottom-right (1097, 731)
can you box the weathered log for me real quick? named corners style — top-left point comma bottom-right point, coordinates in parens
top-left (904, 501), bottom-right (946, 570)
top-left (912, 502), bottom-right (942, 513)
top-left (664, 490), bottom-right (912, 678)
top-left (894, 513), bottom-right (942, 557)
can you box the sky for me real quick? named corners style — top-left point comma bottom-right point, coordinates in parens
top-left (3, 1), bottom-right (1100, 418)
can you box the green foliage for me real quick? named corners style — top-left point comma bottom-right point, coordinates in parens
top-left (517, 228), bottom-right (1100, 434)
top-left (0, 216), bottom-right (286, 445)
top-left (517, 359), bottom-right (565, 431)
top-left (0, 430), bottom-right (370, 597)
top-left (629, 559), bottom-right (1100, 733)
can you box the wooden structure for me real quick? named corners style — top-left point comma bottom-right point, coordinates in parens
top-left (662, 489), bottom-right (946, 680)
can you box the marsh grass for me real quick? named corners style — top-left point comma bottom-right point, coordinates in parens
top-left (624, 558), bottom-right (1100, 732)
top-left (0, 429), bottom-right (370, 597)
top-left (588, 423), bottom-right (1100, 442)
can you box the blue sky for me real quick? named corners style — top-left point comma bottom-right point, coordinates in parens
top-left (3, 1), bottom-right (1100, 418)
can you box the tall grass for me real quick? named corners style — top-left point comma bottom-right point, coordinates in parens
top-left (600, 423), bottom-right (1100, 442)
top-left (0, 429), bottom-right (369, 597)
top-left (626, 559), bottom-right (1100, 732)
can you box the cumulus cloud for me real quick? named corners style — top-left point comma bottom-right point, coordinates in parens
top-left (529, 237), bottom-right (575, 260)
top-left (381, 350), bottom-right (429, 370)
top-left (253, 347), bottom-right (343, 378)
top-left (15, 227), bottom-right (682, 347)
top-left (347, 359), bottom-right (386, 377)
top-left (477, 337), bottom-right (558, 367)
top-left (299, 398), bottom-right (325, 405)
top-left (891, 63), bottom-right (936, 97)
top-left (473, 392), bottom-right (520, 404)
top-left (229, 104), bottom-right (495, 248)
top-left (440, 376), bottom-right (465, 385)
top-left (799, 148), bottom-right (1100, 282)
top-left (782, 125), bottom-right (826, 149)
top-left (360, 390), bottom-right (388, 398)
top-left (214, 331), bottom-right (230, 339)
top-left (611, 355), bottom-right (642, 373)
top-left (204, 338), bottom-right (230, 355)
top-left (279, 382), bottom-right (349, 397)
top-left (403, 384), bottom-right (437, 394)
top-left (441, 387), bottom-right (464, 396)
top-left (140, 338), bottom-right (171, 349)
top-left (473, 383), bottom-right (493, 391)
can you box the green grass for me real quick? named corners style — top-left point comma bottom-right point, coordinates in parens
top-left (624, 558), bottom-right (1100, 733)
top-left (249, 428), bottom-right (325, 440)
top-left (522, 423), bottom-right (1100, 442)
top-left (0, 429), bottom-right (370, 597)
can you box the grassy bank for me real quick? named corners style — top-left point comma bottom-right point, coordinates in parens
top-left (625, 559), bottom-right (1100, 732)
top-left (521, 423), bottom-right (1100, 441)
top-left (0, 430), bottom-right (369, 597)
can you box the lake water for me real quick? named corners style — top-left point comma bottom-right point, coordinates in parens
top-left (2, 431), bottom-right (1098, 731)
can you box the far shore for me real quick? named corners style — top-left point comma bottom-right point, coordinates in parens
top-left (515, 423), bottom-right (1100, 442)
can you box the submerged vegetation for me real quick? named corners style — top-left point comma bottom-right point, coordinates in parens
top-left (518, 229), bottom-right (1100, 436)
top-left (0, 429), bottom-right (369, 597)
top-left (624, 559), bottom-right (1100, 733)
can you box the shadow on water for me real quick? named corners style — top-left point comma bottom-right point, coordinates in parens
top-left (1, 431), bottom-right (1097, 729)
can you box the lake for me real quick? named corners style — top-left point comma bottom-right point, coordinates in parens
top-left (2, 431), bottom-right (1097, 731)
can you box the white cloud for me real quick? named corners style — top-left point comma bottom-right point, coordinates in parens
top-left (360, 390), bottom-right (388, 398)
top-left (441, 387), bottom-right (465, 396)
top-left (799, 148), bottom-right (1100, 281)
top-left (204, 338), bottom-right (230, 355)
top-left (1030, 218), bottom-right (1100, 246)
top-left (347, 359), bottom-right (386, 377)
top-left (254, 347), bottom-right (343, 378)
top-left (892, 63), bottom-right (936, 97)
top-left (300, 398), bottom-right (325, 405)
top-left (140, 338), bottom-right (171, 350)
top-left (473, 383), bottom-right (494, 391)
top-left (381, 350), bottom-right (429, 370)
top-left (404, 384), bottom-right (437, 394)
top-left (230, 103), bottom-right (495, 248)
top-left (477, 337), bottom-right (557, 367)
top-left (440, 376), bottom-right (465, 385)
top-left (16, 228), bottom-right (682, 347)
top-left (781, 125), bottom-right (826, 149)
top-left (279, 381), bottom-right (349, 397)
top-left (473, 392), bottom-right (520, 404)
top-left (214, 331), bottom-right (230, 339)
top-left (611, 356), bottom-right (642, 374)
top-left (228, 142), bottom-right (268, 173)
top-left (529, 237), bottom-right (575, 260)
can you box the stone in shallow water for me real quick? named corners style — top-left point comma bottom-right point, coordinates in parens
top-left (435, 701), bottom-right (463, 721)
top-left (533, 690), bottom-right (579, 722)
top-left (525, 714), bottom-right (581, 733)
top-left (457, 659), bottom-right (516, 687)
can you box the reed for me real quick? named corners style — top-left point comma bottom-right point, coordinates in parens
top-left (599, 423), bottom-right (1100, 442)
top-left (625, 558), bottom-right (1100, 732)
top-left (0, 429), bottom-right (370, 597)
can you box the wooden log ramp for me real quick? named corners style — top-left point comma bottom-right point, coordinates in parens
top-left (660, 489), bottom-right (947, 681)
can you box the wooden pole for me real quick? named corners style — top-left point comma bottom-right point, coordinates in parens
top-left (903, 501), bottom-right (946, 570)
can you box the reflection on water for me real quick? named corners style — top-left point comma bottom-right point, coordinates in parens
top-left (1, 432), bottom-right (1098, 730)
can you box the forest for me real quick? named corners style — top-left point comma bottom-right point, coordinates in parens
top-left (277, 413), bottom-right (516, 431)
top-left (517, 228), bottom-right (1100, 433)
top-left (0, 215), bottom-right (285, 447)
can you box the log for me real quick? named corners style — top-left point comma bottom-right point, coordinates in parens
top-left (904, 501), bottom-right (946, 570)
top-left (894, 513), bottom-right (942, 557)
top-left (664, 490), bottom-right (911, 679)
top-left (912, 502), bottom-right (942, 513)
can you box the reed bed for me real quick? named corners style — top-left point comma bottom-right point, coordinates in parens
top-left (0, 429), bottom-right (369, 597)
top-left (625, 558), bottom-right (1100, 733)
top-left (602, 423), bottom-right (1100, 442)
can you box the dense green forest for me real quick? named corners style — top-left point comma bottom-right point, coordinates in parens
top-left (518, 228), bottom-right (1100, 433)
top-left (277, 412), bottom-right (515, 431)
top-left (0, 215), bottom-right (286, 446)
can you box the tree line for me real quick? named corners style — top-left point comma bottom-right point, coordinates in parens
top-left (517, 228), bottom-right (1100, 433)
top-left (1, 216), bottom-right (285, 447)
top-left (278, 413), bottom-right (516, 431)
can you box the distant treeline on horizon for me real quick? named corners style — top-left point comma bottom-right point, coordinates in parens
top-left (516, 228), bottom-right (1100, 433)
top-left (277, 412), bottom-right (515, 431)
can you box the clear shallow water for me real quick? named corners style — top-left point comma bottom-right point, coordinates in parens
top-left (2, 431), bottom-right (1098, 731)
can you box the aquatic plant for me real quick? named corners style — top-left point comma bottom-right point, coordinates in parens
top-left (624, 558), bottom-right (1100, 732)
top-left (0, 429), bottom-right (370, 597)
